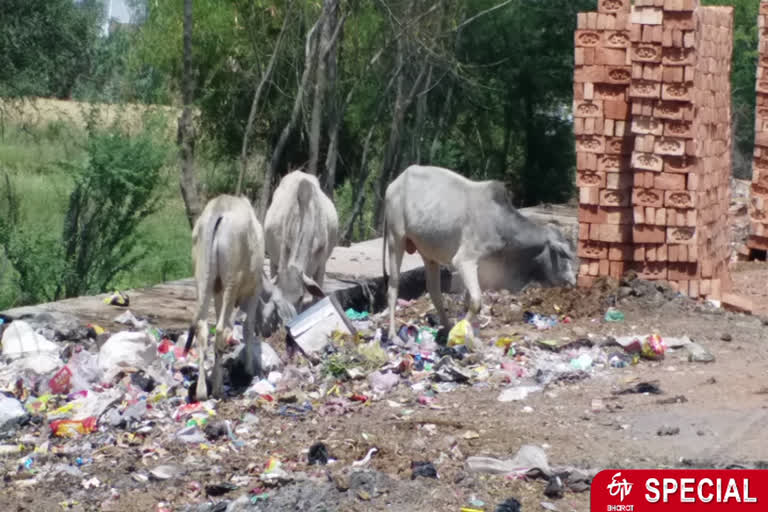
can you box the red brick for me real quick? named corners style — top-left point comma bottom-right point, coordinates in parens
top-left (689, 279), bottom-right (699, 298)
top-left (632, 188), bottom-right (664, 207)
top-left (604, 100), bottom-right (630, 120)
top-left (574, 100), bottom-right (604, 118)
top-left (609, 261), bottom-right (626, 279)
top-left (645, 207), bottom-right (656, 225)
top-left (633, 225), bottom-right (666, 243)
top-left (668, 262), bottom-right (697, 281)
top-left (600, 189), bottom-right (631, 207)
top-left (631, 151), bottom-right (664, 172)
top-left (604, 207), bottom-right (633, 224)
top-left (630, 261), bottom-right (668, 280)
top-left (599, 259), bottom-right (611, 276)
top-left (667, 226), bottom-right (696, 244)
top-left (654, 172), bottom-right (686, 190)
top-left (577, 275), bottom-right (596, 288)
top-left (580, 186), bottom-right (600, 205)
top-left (596, 47), bottom-right (629, 66)
top-left (609, 244), bottom-right (633, 261)
top-left (579, 205), bottom-right (606, 224)
top-left (663, 156), bottom-right (695, 173)
top-left (579, 240), bottom-right (608, 259)
top-left (577, 171), bottom-right (606, 188)
top-left (579, 223), bottom-right (590, 240)
top-left (662, 65), bottom-right (684, 82)
top-left (575, 30), bottom-right (601, 48)
top-left (599, 224), bottom-right (633, 243)
top-left (606, 172), bottom-right (633, 190)
top-left (721, 293), bottom-right (753, 314)
top-left (664, 190), bottom-right (696, 208)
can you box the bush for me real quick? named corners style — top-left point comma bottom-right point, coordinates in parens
top-left (0, 111), bottom-right (172, 306)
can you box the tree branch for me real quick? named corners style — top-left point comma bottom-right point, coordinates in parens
top-left (236, 2), bottom-right (293, 196)
top-left (453, 0), bottom-right (515, 33)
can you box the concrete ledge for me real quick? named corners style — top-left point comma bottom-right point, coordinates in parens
top-left (1, 205), bottom-right (577, 328)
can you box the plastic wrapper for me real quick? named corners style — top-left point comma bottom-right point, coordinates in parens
top-left (50, 417), bottom-right (98, 437)
top-left (447, 319), bottom-right (474, 349)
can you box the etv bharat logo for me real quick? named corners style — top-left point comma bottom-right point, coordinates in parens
top-left (607, 472), bottom-right (634, 502)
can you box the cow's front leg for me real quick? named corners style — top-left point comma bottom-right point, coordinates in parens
top-left (452, 257), bottom-right (482, 349)
top-left (243, 295), bottom-right (262, 379)
top-left (386, 235), bottom-right (405, 342)
top-left (424, 259), bottom-right (449, 328)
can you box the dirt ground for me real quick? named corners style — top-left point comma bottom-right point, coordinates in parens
top-left (1, 262), bottom-right (768, 512)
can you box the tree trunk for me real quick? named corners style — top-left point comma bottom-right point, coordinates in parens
top-left (322, 1), bottom-right (343, 197)
top-left (429, 85), bottom-right (452, 162)
top-left (414, 64), bottom-right (432, 164)
top-left (178, 0), bottom-right (202, 228)
top-left (259, 17), bottom-right (321, 221)
top-left (237, 3), bottom-right (292, 197)
top-left (372, 57), bottom-right (428, 231)
top-left (307, 0), bottom-right (334, 176)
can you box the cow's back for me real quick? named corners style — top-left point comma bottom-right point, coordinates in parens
top-left (264, 171), bottom-right (335, 272)
top-left (386, 165), bottom-right (502, 264)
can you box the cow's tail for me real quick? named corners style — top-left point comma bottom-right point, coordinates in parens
top-left (382, 215), bottom-right (389, 292)
top-left (184, 212), bottom-right (224, 354)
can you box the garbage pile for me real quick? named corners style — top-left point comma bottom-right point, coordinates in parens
top-left (0, 288), bottom-right (716, 510)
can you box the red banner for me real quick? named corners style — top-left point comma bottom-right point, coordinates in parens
top-left (592, 470), bottom-right (768, 511)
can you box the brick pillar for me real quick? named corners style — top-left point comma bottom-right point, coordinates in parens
top-left (748, 1), bottom-right (768, 256)
top-left (574, 0), bottom-right (634, 286)
top-left (574, 0), bottom-right (733, 301)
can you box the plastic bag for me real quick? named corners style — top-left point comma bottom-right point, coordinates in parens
top-left (641, 333), bottom-right (666, 360)
top-left (448, 319), bottom-right (474, 350)
top-left (50, 417), bottom-right (98, 437)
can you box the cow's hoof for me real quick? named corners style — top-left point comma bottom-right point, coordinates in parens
top-left (189, 375), bottom-right (213, 403)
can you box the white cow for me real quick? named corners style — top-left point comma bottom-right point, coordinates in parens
top-left (382, 165), bottom-right (577, 343)
top-left (264, 170), bottom-right (339, 310)
top-left (184, 194), bottom-right (266, 400)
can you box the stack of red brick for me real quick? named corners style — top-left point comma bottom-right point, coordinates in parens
top-left (574, 0), bottom-right (634, 282)
top-left (748, 1), bottom-right (768, 255)
top-left (574, 0), bottom-right (734, 301)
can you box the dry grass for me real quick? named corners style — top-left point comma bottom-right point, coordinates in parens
top-left (0, 97), bottom-right (189, 138)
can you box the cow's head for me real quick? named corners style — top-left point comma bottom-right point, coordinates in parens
top-left (257, 276), bottom-right (297, 337)
top-left (540, 224), bottom-right (577, 287)
top-left (275, 263), bottom-right (325, 312)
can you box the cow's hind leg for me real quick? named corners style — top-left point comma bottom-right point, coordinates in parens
top-left (386, 235), bottom-right (405, 342)
top-left (193, 290), bottom-right (213, 401)
top-left (424, 259), bottom-right (449, 328)
top-left (243, 295), bottom-right (262, 379)
top-left (211, 286), bottom-right (235, 398)
top-left (452, 255), bottom-right (482, 349)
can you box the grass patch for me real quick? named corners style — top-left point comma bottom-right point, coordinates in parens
top-left (0, 109), bottom-right (193, 310)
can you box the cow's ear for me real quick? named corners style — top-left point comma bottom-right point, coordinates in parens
top-left (302, 273), bottom-right (325, 298)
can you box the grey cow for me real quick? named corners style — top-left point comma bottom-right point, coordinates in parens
top-left (264, 170), bottom-right (339, 311)
top-left (382, 165), bottom-right (577, 344)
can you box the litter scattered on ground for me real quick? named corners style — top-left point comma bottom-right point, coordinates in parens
top-left (0, 274), bottom-right (736, 510)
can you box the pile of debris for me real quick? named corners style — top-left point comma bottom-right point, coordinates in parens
top-left (0, 279), bottom-right (722, 510)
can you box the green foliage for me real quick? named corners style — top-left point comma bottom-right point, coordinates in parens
top-left (0, 0), bottom-right (103, 98)
top-left (0, 111), bottom-right (174, 307)
top-left (57, 112), bottom-right (172, 297)
top-left (703, 0), bottom-right (760, 178)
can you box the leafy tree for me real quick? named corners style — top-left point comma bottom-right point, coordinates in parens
top-left (0, 0), bottom-right (103, 98)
